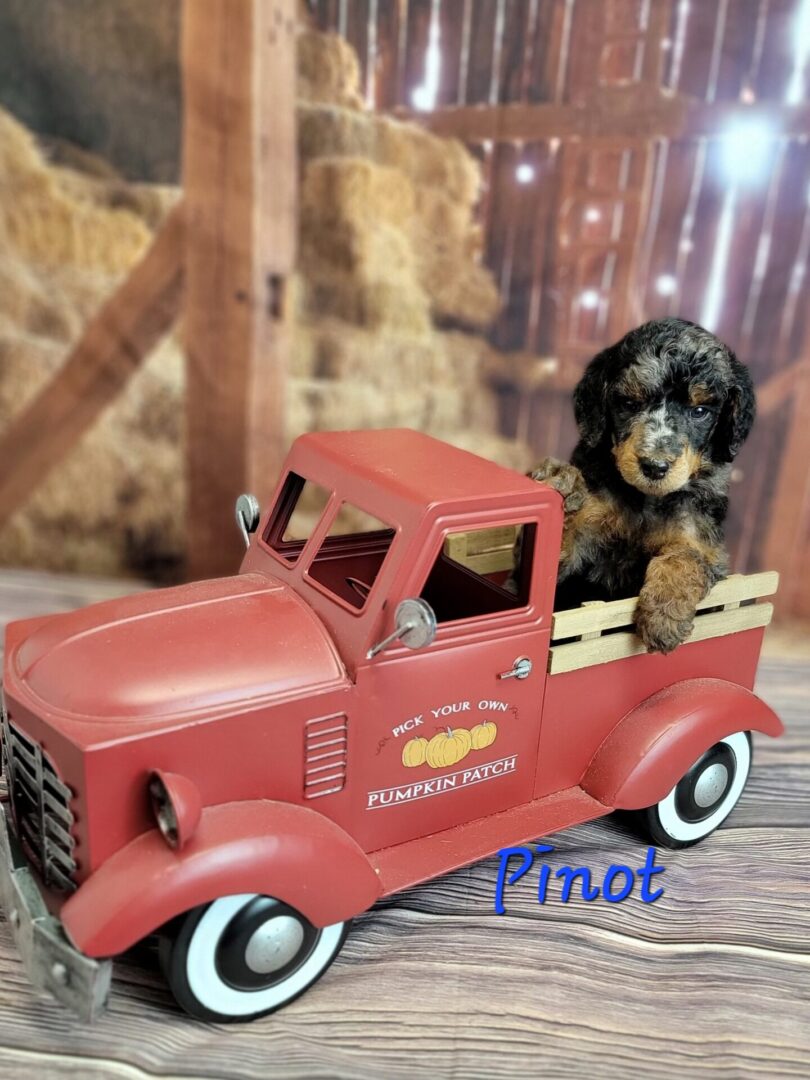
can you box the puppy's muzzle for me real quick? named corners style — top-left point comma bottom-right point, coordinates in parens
top-left (639, 458), bottom-right (671, 481)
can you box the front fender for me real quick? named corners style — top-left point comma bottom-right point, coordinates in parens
top-left (61, 801), bottom-right (382, 958)
top-left (581, 678), bottom-right (783, 810)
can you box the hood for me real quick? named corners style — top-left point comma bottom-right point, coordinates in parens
top-left (5, 573), bottom-right (347, 725)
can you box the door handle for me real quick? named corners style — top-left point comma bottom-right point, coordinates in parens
top-left (499, 656), bottom-right (532, 680)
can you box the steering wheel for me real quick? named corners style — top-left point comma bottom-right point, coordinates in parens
top-left (345, 576), bottom-right (372, 601)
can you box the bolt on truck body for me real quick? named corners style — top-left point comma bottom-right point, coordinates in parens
top-left (0, 429), bottom-right (783, 1021)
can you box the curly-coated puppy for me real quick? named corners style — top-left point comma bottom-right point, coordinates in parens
top-left (531, 317), bottom-right (755, 653)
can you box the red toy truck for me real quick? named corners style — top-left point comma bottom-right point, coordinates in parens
top-left (0, 429), bottom-right (782, 1022)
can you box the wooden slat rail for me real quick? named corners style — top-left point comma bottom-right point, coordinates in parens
top-left (552, 571), bottom-right (779, 641)
top-left (548, 572), bottom-right (779, 676)
top-left (0, 203), bottom-right (185, 530)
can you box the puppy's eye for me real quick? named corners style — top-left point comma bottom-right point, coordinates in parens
top-left (617, 396), bottom-right (636, 410)
top-left (690, 406), bottom-right (711, 420)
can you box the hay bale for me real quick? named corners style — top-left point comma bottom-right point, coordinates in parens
top-left (0, 104), bottom-right (185, 579)
top-left (298, 105), bottom-right (480, 209)
top-left (0, 108), bottom-right (154, 273)
top-left (301, 157), bottom-right (415, 233)
top-left (0, 325), bottom-right (185, 579)
top-left (297, 29), bottom-right (364, 110)
top-left (299, 157), bottom-right (429, 332)
top-left (300, 155), bottom-right (498, 332)
top-left (0, 0), bottom-right (181, 181)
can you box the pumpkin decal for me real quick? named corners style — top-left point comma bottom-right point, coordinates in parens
top-left (470, 720), bottom-right (497, 750)
top-left (402, 736), bottom-right (428, 768)
top-left (426, 726), bottom-right (472, 769)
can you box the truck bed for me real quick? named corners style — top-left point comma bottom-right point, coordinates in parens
top-left (548, 571), bottom-right (778, 675)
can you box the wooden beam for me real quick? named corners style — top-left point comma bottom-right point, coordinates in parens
top-left (398, 95), bottom-right (810, 144)
top-left (761, 356), bottom-right (810, 617)
top-left (0, 203), bottom-right (185, 530)
top-left (183, 0), bottom-right (297, 582)
top-left (756, 359), bottom-right (808, 416)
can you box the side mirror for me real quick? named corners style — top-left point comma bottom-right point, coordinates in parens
top-left (367, 598), bottom-right (437, 660)
top-left (235, 493), bottom-right (261, 549)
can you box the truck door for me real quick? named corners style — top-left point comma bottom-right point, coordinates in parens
top-left (352, 517), bottom-right (552, 851)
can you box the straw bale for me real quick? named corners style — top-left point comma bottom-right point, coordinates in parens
top-left (297, 29), bottom-right (364, 110)
top-left (0, 109), bottom-right (154, 273)
top-left (0, 0), bottom-right (181, 181)
top-left (298, 320), bottom-right (444, 386)
top-left (300, 155), bottom-right (498, 331)
top-left (298, 105), bottom-right (480, 208)
top-left (301, 157), bottom-right (415, 231)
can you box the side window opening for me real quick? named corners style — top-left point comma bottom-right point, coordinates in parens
top-left (420, 523), bottom-right (536, 624)
top-left (308, 502), bottom-right (395, 610)
top-left (264, 472), bottom-right (332, 564)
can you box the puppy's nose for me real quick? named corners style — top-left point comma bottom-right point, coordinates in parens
top-left (639, 458), bottom-right (670, 480)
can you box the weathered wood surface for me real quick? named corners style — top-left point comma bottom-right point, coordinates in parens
top-left (183, 0), bottom-right (297, 582)
top-left (0, 570), bottom-right (807, 1079)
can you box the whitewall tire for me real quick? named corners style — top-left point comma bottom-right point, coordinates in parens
top-left (640, 731), bottom-right (752, 849)
top-left (160, 894), bottom-right (350, 1022)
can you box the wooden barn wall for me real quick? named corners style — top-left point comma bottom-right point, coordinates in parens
top-left (313, 0), bottom-right (810, 616)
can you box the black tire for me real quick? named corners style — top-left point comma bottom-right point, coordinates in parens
top-left (638, 731), bottom-right (753, 850)
top-left (159, 894), bottom-right (350, 1023)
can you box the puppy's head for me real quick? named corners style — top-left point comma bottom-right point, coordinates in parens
top-left (574, 318), bottom-right (755, 497)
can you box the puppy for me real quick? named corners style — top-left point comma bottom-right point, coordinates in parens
top-left (531, 317), bottom-right (755, 653)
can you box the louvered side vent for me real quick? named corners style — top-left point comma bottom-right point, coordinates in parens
top-left (304, 714), bottom-right (348, 799)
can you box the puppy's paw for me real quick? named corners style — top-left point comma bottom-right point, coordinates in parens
top-left (635, 591), bottom-right (695, 654)
top-left (527, 458), bottom-right (587, 513)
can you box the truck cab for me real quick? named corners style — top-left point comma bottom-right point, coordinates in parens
top-left (241, 428), bottom-right (564, 852)
top-left (0, 429), bottom-right (782, 1024)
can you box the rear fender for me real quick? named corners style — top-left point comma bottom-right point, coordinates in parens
top-left (581, 678), bottom-right (783, 810)
top-left (61, 801), bottom-right (382, 958)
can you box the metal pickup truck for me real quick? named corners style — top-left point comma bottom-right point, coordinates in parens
top-left (0, 429), bottom-right (782, 1022)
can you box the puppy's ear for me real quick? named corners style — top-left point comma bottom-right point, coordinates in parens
top-left (715, 355), bottom-right (756, 462)
top-left (573, 348), bottom-right (611, 448)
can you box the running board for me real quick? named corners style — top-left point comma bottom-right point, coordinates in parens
top-left (369, 786), bottom-right (608, 897)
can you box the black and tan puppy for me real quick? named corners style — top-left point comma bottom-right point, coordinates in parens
top-left (532, 317), bottom-right (755, 653)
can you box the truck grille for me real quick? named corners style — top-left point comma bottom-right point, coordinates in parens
top-left (304, 714), bottom-right (348, 799)
top-left (1, 706), bottom-right (77, 892)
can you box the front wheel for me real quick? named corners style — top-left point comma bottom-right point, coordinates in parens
top-left (159, 894), bottom-right (350, 1023)
top-left (639, 731), bottom-right (752, 849)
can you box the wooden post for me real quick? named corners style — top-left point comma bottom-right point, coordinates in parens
top-left (761, 359), bottom-right (810, 617)
top-left (0, 204), bottom-right (185, 530)
top-left (182, 0), bottom-right (297, 580)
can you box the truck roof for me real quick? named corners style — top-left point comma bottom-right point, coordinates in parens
top-left (292, 429), bottom-right (541, 511)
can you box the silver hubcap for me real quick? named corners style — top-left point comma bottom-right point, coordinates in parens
top-left (244, 916), bottom-right (306, 974)
top-left (693, 762), bottom-right (729, 808)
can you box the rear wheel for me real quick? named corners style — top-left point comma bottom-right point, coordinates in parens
top-left (159, 894), bottom-right (350, 1022)
top-left (639, 731), bottom-right (752, 849)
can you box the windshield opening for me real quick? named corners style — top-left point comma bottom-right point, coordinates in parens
top-left (307, 501), bottom-right (395, 610)
top-left (264, 472), bottom-right (332, 564)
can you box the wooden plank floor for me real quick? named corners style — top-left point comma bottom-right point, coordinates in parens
top-left (0, 570), bottom-right (807, 1079)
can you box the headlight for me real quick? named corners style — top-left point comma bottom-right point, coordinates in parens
top-left (149, 771), bottom-right (202, 850)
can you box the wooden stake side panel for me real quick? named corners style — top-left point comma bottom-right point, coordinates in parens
top-left (548, 571), bottom-right (778, 675)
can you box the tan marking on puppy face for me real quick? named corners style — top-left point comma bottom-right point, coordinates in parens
top-left (688, 384), bottom-right (715, 406)
top-left (613, 424), bottom-right (703, 496)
